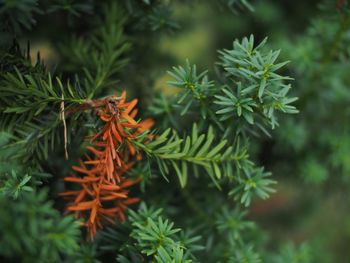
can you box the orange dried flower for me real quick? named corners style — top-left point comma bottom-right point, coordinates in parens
top-left (60, 91), bottom-right (154, 239)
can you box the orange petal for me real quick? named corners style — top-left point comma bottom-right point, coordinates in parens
top-left (76, 200), bottom-right (97, 208)
top-left (86, 146), bottom-right (103, 156)
top-left (90, 204), bottom-right (98, 223)
top-left (124, 197), bottom-right (140, 205)
top-left (111, 122), bottom-right (122, 143)
top-left (121, 113), bottom-right (137, 125)
top-left (75, 190), bottom-right (87, 204)
top-left (72, 166), bottom-right (93, 175)
top-left (122, 122), bottom-right (140, 128)
top-left (84, 160), bottom-right (103, 165)
top-left (126, 140), bottom-right (136, 156)
top-left (100, 193), bottom-right (127, 200)
top-left (68, 205), bottom-right (92, 211)
top-left (83, 176), bottom-right (100, 182)
top-left (59, 191), bottom-right (81, 196)
top-left (100, 207), bottom-right (119, 214)
top-left (138, 118), bottom-right (155, 132)
top-left (99, 113), bottom-right (112, 122)
top-left (125, 99), bottom-right (138, 114)
top-left (100, 184), bottom-right (121, 190)
top-left (64, 177), bottom-right (88, 183)
top-left (106, 150), bottom-right (114, 181)
top-left (120, 178), bottom-right (141, 188)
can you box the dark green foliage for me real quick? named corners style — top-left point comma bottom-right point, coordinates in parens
top-left (228, 167), bottom-right (275, 206)
top-left (69, 244), bottom-right (101, 263)
top-left (130, 214), bottom-right (184, 261)
top-left (273, 2), bottom-right (350, 187)
top-left (0, 0), bottom-right (40, 33)
top-left (96, 203), bottom-right (201, 262)
top-left (269, 243), bottom-right (314, 263)
top-left (217, 0), bottom-right (255, 13)
top-left (126, 204), bottom-right (201, 262)
top-left (1, 170), bottom-right (33, 198)
top-left (0, 0), bottom-right (349, 262)
top-left (158, 34), bottom-right (297, 140)
top-left (0, 131), bottom-right (50, 198)
top-left (218, 35), bottom-right (298, 130)
top-left (0, 189), bottom-right (81, 262)
top-left (139, 34), bottom-right (294, 211)
top-left (167, 60), bottom-right (215, 117)
top-left (58, 2), bottom-right (130, 98)
top-left (47, 0), bottom-right (93, 17)
top-left (147, 5), bottom-right (180, 32)
top-left (230, 246), bottom-right (261, 263)
top-left (216, 207), bottom-right (255, 244)
top-left (134, 124), bottom-right (252, 188)
top-left (0, 63), bottom-right (84, 163)
top-left (123, 0), bottom-right (179, 33)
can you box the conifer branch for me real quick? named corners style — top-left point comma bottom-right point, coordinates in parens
top-left (58, 2), bottom-right (130, 98)
top-left (133, 124), bottom-right (251, 188)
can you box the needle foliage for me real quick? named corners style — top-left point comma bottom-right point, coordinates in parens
top-left (0, 0), bottom-right (349, 262)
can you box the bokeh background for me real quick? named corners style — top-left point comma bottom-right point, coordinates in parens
top-left (128, 1), bottom-right (350, 261)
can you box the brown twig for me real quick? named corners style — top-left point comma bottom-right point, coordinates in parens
top-left (60, 94), bottom-right (69, 160)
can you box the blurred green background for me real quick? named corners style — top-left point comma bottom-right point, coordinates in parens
top-left (149, 1), bottom-right (350, 262)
